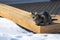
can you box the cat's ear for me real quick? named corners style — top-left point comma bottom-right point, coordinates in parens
top-left (32, 12), bottom-right (38, 15)
top-left (32, 12), bottom-right (35, 15)
top-left (34, 12), bottom-right (38, 15)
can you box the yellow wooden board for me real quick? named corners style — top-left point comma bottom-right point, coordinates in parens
top-left (0, 3), bottom-right (60, 33)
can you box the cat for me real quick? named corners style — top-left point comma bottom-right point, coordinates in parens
top-left (32, 11), bottom-right (52, 26)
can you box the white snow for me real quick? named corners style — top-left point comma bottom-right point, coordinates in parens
top-left (0, 17), bottom-right (33, 35)
top-left (0, 17), bottom-right (60, 40)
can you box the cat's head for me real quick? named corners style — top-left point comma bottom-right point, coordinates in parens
top-left (32, 12), bottom-right (39, 20)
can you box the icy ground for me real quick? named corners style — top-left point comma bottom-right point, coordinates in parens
top-left (0, 17), bottom-right (60, 40)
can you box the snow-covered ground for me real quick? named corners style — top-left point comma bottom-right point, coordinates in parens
top-left (0, 17), bottom-right (60, 40)
top-left (0, 34), bottom-right (60, 40)
top-left (0, 17), bottom-right (33, 35)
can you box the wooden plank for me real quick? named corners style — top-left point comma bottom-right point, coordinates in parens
top-left (0, 4), bottom-right (60, 33)
top-left (0, 3), bottom-right (40, 33)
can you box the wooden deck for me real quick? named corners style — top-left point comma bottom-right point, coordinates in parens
top-left (0, 1), bottom-right (60, 34)
top-left (0, 3), bottom-right (40, 33)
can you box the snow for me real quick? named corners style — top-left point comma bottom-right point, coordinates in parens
top-left (0, 17), bottom-right (33, 35)
top-left (0, 17), bottom-right (60, 40)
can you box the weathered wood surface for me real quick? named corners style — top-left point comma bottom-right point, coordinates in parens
top-left (0, 3), bottom-right (40, 33)
top-left (0, 4), bottom-right (60, 33)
